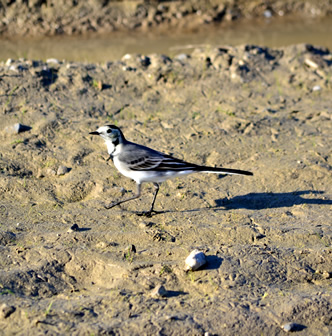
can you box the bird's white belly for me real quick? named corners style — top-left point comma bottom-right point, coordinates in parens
top-left (130, 170), bottom-right (183, 183)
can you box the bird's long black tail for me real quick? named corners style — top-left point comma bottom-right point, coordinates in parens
top-left (153, 154), bottom-right (253, 176)
top-left (196, 166), bottom-right (253, 176)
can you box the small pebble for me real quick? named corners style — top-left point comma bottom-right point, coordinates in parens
top-left (0, 303), bottom-right (15, 319)
top-left (46, 58), bottom-right (60, 64)
top-left (322, 271), bottom-right (331, 279)
top-left (123, 54), bottom-right (131, 60)
top-left (57, 165), bottom-right (69, 176)
top-left (9, 65), bottom-right (18, 72)
top-left (304, 58), bottom-right (319, 69)
top-left (96, 241), bottom-right (108, 249)
top-left (5, 58), bottom-right (14, 66)
top-left (66, 63), bottom-right (78, 69)
top-left (175, 53), bottom-right (189, 62)
top-left (139, 222), bottom-right (148, 229)
top-left (184, 249), bottom-right (207, 272)
top-left (139, 220), bottom-right (154, 229)
top-left (5, 123), bottom-right (31, 134)
top-left (264, 10), bottom-right (272, 18)
top-left (45, 168), bottom-right (57, 176)
top-left (282, 322), bottom-right (305, 332)
top-left (151, 285), bottom-right (167, 298)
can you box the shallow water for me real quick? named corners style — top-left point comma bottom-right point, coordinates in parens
top-left (1, 16), bottom-right (331, 62)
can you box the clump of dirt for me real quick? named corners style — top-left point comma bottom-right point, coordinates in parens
top-left (0, 44), bottom-right (331, 335)
top-left (0, 0), bottom-right (331, 36)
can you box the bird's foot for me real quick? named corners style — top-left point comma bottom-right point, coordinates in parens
top-left (136, 210), bottom-right (162, 217)
top-left (104, 201), bottom-right (120, 209)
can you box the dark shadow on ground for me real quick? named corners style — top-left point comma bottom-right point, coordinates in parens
top-left (109, 191), bottom-right (331, 216)
top-left (215, 190), bottom-right (331, 210)
top-left (164, 290), bottom-right (188, 298)
top-left (205, 255), bottom-right (223, 270)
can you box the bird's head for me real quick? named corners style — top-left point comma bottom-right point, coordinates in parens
top-left (89, 125), bottom-right (125, 145)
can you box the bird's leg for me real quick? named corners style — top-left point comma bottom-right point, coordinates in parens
top-left (149, 182), bottom-right (160, 213)
top-left (105, 183), bottom-right (141, 209)
top-left (137, 183), bottom-right (160, 217)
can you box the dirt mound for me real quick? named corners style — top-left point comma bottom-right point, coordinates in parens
top-left (0, 0), bottom-right (331, 36)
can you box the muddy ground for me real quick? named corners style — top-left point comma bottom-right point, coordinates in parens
top-left (0, 0), bottom-right (332, 37)
top-left (0, 43), bottom-right (331, 335)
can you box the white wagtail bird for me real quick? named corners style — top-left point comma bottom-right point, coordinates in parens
top-left (90, 125), bottom-right (253, 216)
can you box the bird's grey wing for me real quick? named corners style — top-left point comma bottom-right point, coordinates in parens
top-left (118, 144), bottom-right (198, 171)
top-left (156, 154), bottom-right (199, 171)
top-left (118, 144), bottom-right (164, 170)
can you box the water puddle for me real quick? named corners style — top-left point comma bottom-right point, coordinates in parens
top-left (1, 16), bottom-right (331, 62)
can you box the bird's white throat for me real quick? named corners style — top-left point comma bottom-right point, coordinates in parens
top-left (105, 139), bottom-right (116, 155)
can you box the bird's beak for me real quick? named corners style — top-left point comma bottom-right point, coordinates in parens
top-left (89, 131), bottom-right (99, 135)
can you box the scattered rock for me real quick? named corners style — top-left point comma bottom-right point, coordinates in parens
top-left (184, 249), bottom-right (207, 272)
top-left (4, 123), bottom-right (31, 134)
top-left (57, 165), bottom-right (69, 176)
top-left (0, 303), bottom-right (15, 319)
top-left (5, 58), bottom-right (14, 66)
top-left (151, 285), bottom-right (167, 298)
top-left (174, 53), bottom-right (189, 62)
top-left (45, 168), bottom-right (57, 176)
top-left (316, 270), bottom-right (331, 279)
top-left (282, 322), bottom-right (306, 332)
top-left (263, 9), bottom-right (272, 18)
top-left (322, 271), bottom-right (331, 279)
top-left (46, 58), bottom-right (60, 65)
top-left (139, 221), bottom-right (154, 229)
top-left (96, 241), bottom-right (108, 249)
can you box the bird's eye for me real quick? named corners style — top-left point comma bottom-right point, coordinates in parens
top-left (107, 129), bottom-right (112, 133)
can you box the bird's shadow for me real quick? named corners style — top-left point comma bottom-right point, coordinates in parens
top-left (214, 190), bottom-right (331, 210)
top-left (115, 190), bottom-right (330, 217)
